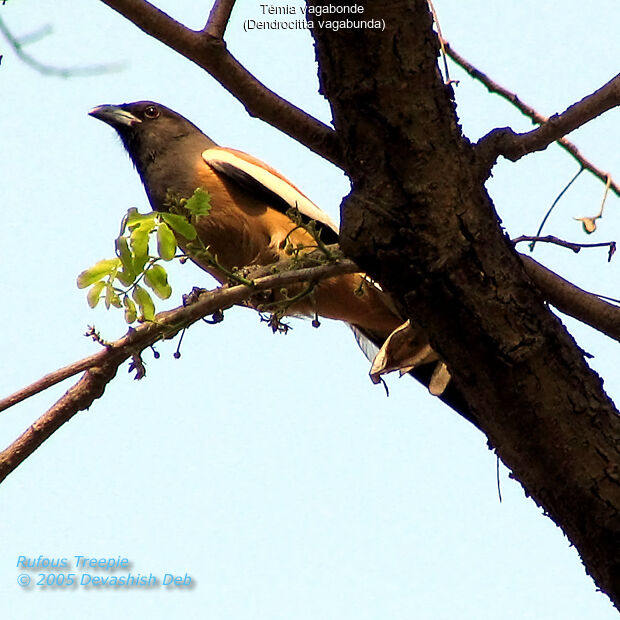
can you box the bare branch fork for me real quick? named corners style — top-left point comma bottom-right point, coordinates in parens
top-left (477, 73), bottom-right (620, 167)
top-left (441, 40), bottom-right (620, 197)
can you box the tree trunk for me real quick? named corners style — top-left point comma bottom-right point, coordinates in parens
top-left (308, 0), bottom-right (620, 606)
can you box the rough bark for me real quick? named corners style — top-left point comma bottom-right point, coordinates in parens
top-left (308, 0), bottom-right (620, 606)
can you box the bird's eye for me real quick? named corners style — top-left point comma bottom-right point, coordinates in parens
top-left (144, 105), bottom-right (160, 119)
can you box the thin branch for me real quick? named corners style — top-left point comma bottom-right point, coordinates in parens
top-left (596, 293), bottom-right (620, 305)
top-left (0, 16), bottom-right (124, 77)
top-left (442, 40), bottom-right (620, 198)
top-left (513, 235), bottom-right (616, 260)
top-left (0, 349), bottom-right (111, 415)
top-left (599, 174), bottom-right (613, 218)
top-left (479, 74), bottom-right (620, 163)
top-left (12, 23), bottom-right (52, 46)
top-left (442, 40), bottom-right (545, 122)
top-left (98, 0), bottom-right (343, 167)
top-left (0, 363), bottom-right (119, 483)
top-left (203, 0), bottom-right (236, 38)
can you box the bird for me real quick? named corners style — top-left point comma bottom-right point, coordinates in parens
top-left (89, 101), bottom-right (451, 394)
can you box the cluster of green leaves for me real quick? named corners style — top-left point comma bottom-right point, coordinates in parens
top-left (77, 189), bottom-right (211, 323)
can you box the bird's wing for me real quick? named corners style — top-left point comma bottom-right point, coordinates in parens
top-left (202, 147), bottom-right (340, 244)
top-left (203, 147), bottom-right (450, 394)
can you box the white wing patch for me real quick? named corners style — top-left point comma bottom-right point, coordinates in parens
top-left (202, 148), bottom-right (339, 233)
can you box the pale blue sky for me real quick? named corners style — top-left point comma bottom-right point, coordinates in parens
top-left (1, 1), bottom-right (618, 618)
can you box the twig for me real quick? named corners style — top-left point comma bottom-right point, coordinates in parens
top-left (189, 247), bottom-right (257, 287)
top-left (0, 16), bottom-right (124, 77)
top-left (203, 0), bottom-right (236, 38)
top-left (513, 235), bottom-right (616, 261)
top-left (600, 174), bottom-right (613, 218)
top-left (529, 168), bottom-right (584, 251)
top-left (496, 455), bottom-right (502, 503)
top-left (442, 40), bottom-right (545, 122)
top-left (573, 175), bottom-right (613, 236)
top-left (427, 1), bottom-right (451, 83)
top-left (595, 293), bottom-right (620, 305)
top-left (98, 0), bottom-right (343, 167)
top-left (441, 40), bottom-right (620, 198)
top-left (12, 23), bottom-right (52, 46)
top-left (259, 281), bottom-right (316, 312)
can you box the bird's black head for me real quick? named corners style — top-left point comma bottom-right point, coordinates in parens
top-left (89, 101), bottom-right (210, 172)
top-left (89, 101), bottom-right (216, 210)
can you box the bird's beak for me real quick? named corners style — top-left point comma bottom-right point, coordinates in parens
top-left (89, 104), bottom-right (141, 128)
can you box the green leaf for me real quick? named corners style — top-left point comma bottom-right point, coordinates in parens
top-left (116, 269), bottom-right (134, 288)
top-left (156, 222), bottom-right (177, 261)
top-left (126, 208), bottom-right (156, 228)
top-left (132, 285), bottom-right (155, 321)
top-left (123, 296), bottom-right (137, 324)
top-left (77, 258), bottom-right (120, 289)
top-left (130, 221), bottom-right (154, 273)
top-left (161, 213), bottom-right (197, 240)
top-left (86, 281), bottom-right (106, 308)
top-left (144, 264), bottom-right (172, 299)
top-left (115, 235), bottom-right (135, 280)
top-left (104, 282), bottom-right (121, 309)
top-left (185, 188), bottom-right (212, 217)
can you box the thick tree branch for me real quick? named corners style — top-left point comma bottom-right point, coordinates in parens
top-left (442, 40), bottom-right (620, 198)
top-left (97, 0), bottom-right (343, 166)
top-left (309, 0), bottom-right (620, 605)
top-left (521, 255), bottom-right (620, 344)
